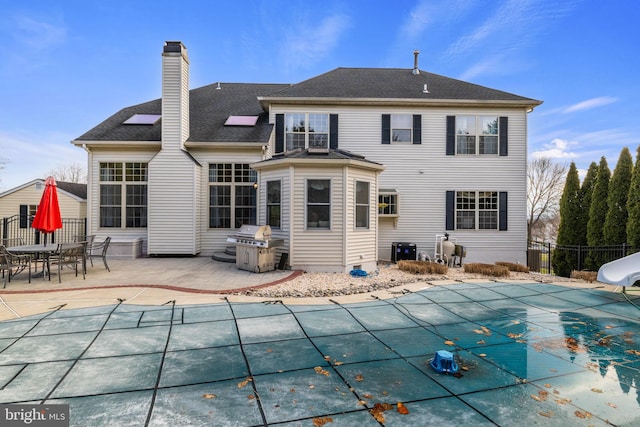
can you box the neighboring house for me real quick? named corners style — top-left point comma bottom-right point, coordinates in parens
top-left (72, 41), bottom-right (541, 272)
top-left (0, 179), bottom-right (87, 242)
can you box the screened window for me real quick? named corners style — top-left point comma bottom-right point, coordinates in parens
top-left (456, 116), bottom-right (499, 154)
top-left (266, 180), bottom-right (281, 228)
top-left (99, 162), bottom-right (147, 228)
top-left (209, 163), bottom-right (257, 229)
top-left (355, 181), bottom-right (370, 228)
top-left (307, 179), bottom-right (330, 229)
top-left (285, 113), bottom-right (329, 151)
top-left (456, 191), bottom-right (498, 230)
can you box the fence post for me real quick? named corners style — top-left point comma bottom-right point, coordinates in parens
top-left (577, 245), bottom-right (582, 271)
top-left (547, 242), bottom-right (552, 273)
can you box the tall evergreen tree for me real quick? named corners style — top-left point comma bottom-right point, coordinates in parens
top-left (603, 147), bottom-right (633, 245)
top-left (586, 157), bottom-right (611, 270)
top-left (627, 145), bottom-right (640, 248)
top-left (578, 162), bottom-right (598, 246)
top-left (552, 162), bottom-right (581, 277)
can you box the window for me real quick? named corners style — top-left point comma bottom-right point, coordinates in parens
top-left (285, 113), bottom-right (329, 151)
top-left (209, 164), bottom-right (257, 228)
top-left (99, 162), bottom-right (147, 228)
top-left (455, 191), bottom-right (498, 230)
top-left (307, 179), bottom-right (330, 229)
top-left (391, 115), bottom-right (412, 143)
top-left (19, 204), bottom-right (37, 228)
top-left (266, 180), bottom-right (281, 228)
top-left (355, 181), bottom-right (370, 228)
top-left (454, 116), bottom-right (499, 155)
top-left (382, 114), bottom-right (422, 144)
top-left (378, 190), bottom-right (398, 216)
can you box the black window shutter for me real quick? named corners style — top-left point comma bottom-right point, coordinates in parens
top-left (381, 114), bottom-right (390, 144)
top-left (19, 204), bottom-right (28, 228)
top-left (275, 114), bottom-right (284, 153)
top-left (499, 116), bottom-right (508, 156)
top-left (499, 192), bottom-right (508, 230)
top-left (413, 114), bottom-right (422, 144)
top-left (446, 191), bottom-right (455, 230)
top-left (446, 116), bottom-right (455, 155)
top-left (329, 114), bottom-right (338, 149)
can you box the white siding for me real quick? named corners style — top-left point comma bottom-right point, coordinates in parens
top-left (344, 168), bottom-right (378, 271)
top-left (148, 151), bottom-right (201, 255)
top-left (290, 166), bottom-right (344, 272)
top-left (191, 148), bottom-right (264, 255)
top-left (270, 105), bottom-right (529, 265)
top-left (161, 47), bottom-right (189, 151)
top-left (0, 183), bottom-right (85, 220)
top-left (86, 149), bottom-right (155, 253)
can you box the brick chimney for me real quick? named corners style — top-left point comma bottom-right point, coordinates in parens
top-left (161, 41), bottom-right (189, 150)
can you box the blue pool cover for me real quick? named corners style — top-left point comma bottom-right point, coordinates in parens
top-left (0, 282), bottom-right (639, 426)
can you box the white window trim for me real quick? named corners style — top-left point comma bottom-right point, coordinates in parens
top-left (305, 178), bottom-right (332, 230)
top-left (378, 190), bottom-right (399, 217)
top-left (455, 115), bottom-right (499, 155)
top-left (455, 190), bottom-right (499, 230)
top-left (390, 114), bottom-right (413, 144)
top-left (285, 113), bottom-right (330, 151)
top-left (355, 181), bottom-right (370, 230)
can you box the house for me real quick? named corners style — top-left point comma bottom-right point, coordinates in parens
top-left (72, 41), bottom-right (541, 272)
top-left (0, 179), bottom-right (87, 243)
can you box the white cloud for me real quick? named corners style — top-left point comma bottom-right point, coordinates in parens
top-left (282, 13), bottom-right (350, 70)
top-left (458, 54), bottom-right (506, 81)
top-left (0, 131), bottom-right (85, 192)
top-left (564, 96), bottom-right (618, 113)
top-left (10, 15), bottom-right (67, 49)
top-left (532, 138), bottom-right (579, 159)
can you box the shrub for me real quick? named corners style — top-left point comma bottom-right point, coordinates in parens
top-left (397, 260), bottom-right (448, 275)
top-left (495, 262), bottom-right (530, 273)
top-left (570, 270), bottom-right (598, 283)
top-left (463, 263), bottom-right (510, 277)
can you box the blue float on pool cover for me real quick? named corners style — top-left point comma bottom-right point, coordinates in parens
top-left (430, 349), bottom-right (459, 374)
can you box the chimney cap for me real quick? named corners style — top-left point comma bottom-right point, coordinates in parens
top-left (164, 41), bottom-right (185, 53)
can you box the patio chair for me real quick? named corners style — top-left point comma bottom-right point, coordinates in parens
top-left (0, 245), bottom-right (31, 287)
top-left (88, 237), bottom-right (111, 272)
top-left (49, 243), bottom-right (86, 283)
top-left (1, 237), bottom-right (25, 247)
top-left (74, 235), bottom-right (95, 273)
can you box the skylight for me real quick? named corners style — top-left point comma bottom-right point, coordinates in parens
top-left (123, 114), bottom-right (162, 125)
top-left (224, 116), bottom-right (259, 126)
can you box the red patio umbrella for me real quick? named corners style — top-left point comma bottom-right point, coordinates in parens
top-left (31, 176), bottom-right (63, 245)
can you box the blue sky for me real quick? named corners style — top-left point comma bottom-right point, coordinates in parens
top-left (1, 0), bottom-right (639, 191)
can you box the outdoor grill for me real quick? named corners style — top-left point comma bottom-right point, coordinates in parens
top-left (227, 225), bottom-right (284, 273)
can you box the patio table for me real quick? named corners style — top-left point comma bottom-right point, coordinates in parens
top-left (7, 243), bottom-right (85, 279)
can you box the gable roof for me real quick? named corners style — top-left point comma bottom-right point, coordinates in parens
top-left (259, 67), bottom-right (542, 108)
top-left (0, 179), bottom-right (87, 201)
top-left (74, 66), bottom-right (541, 146)
top-left (74, 83), bottom-right (290, 144)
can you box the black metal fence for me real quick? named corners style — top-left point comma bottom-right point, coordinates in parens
top-left (1, 215), bottom-right (87, 246)
top-left (528, 240), bottom-right (639, 276)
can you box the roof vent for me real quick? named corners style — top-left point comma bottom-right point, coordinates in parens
top-left (412, 50), bottom-right (420, 75)
top-left (216, 82), bottom-right (221, 90)
top-left (423, 84), bottom-right (429, 94)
